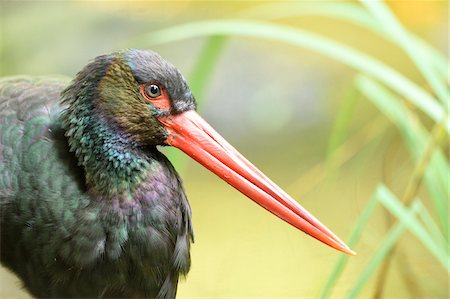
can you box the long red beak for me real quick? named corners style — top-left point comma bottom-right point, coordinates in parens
top-left (159, 110), bottom-right (355, 255)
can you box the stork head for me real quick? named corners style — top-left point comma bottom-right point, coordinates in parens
top-left (62, 49), bottom-right (355, 255)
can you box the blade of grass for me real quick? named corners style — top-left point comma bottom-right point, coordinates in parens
top-left (382, 246), bottom-right (423, 299)
top-left (402, 121), bottom-right (448, 208)
top-left (164, 35), bottom-right (227, 173)
top-left (356, 75), bottom-right (449, 234)
top-left (347, 199), bottom-right (422, 299)
top-left (319, 191), bottom-right (379, 299)
top-left (357, 76), bottom-right (449, 198)
top-left (372, 241), bottom-right (423, 299)
top-left (370, 114), bottom-right (448, 298)
top-left (131, 20), bottom-right (448, 132)
top-left (361, 0), bottom-right (449, 107)
top-left (241, 2), bottom-right (449, 82)
top-left (377, 186), bottom-right (448, 271)
top-left (326, 85), bottom-right (360, 161)
top-left (322, 180), bottom-right (448, 299)
top-left (416, 201), bottom-right (447, 248)
top-left (241, 2), bottom-right (378, 29)
top-left (188, 35), bottom-right (227, 104)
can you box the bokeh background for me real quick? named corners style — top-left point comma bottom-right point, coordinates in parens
top-left (1, 1), bottom-right (448, 298)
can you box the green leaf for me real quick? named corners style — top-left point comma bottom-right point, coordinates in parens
top-left (241, 2), bottom-right (377, 28)
top-left (361, 0), bottom-right (449, 108)
top-left (326, 85), bottom-right (360, 160)
top-left (347, 198), bottom-right (422, 299)
top-left (240, 2), bottom-right (449, 82)
top-left (188, 35), bottom-right (227, 104)
top-left (356, 75), bottom-right (449, 234)
top-left (376, 185), bottom-right (448, 271)
top-left (319, 191), bottom-right (379, 299)
top-left (416, 201), bottom-right (447, 248)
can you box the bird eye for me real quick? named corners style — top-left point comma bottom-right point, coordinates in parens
top-left (145, 84), bottom-right (161, 98)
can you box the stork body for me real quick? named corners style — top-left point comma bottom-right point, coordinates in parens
top-left (1, 49), bottom-right (353, 298)
top-left (1, 76), bottom-right (192, 298)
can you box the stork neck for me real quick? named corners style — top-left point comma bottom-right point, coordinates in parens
top-left (73, 123), bottom-right (156, 196)
top-left (60, 101), bottom-right (159, 197)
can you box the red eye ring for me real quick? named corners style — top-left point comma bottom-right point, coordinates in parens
top-left (140, 82), bottom-right (171, 111)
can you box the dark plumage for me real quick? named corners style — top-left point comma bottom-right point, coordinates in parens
top-left (1, 50), bottom-right (194, 298)
top-left (0, 48), bottom-right (355, 299)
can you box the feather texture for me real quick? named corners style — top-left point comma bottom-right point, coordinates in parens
top-left (0, 76), bottom-right (193, 298)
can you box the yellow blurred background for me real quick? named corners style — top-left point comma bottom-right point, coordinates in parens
top-left (0, 1), bottom-right (448, 298)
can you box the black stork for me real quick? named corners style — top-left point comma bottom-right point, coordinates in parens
top-left (0, 49), bottom-right (354, 298)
